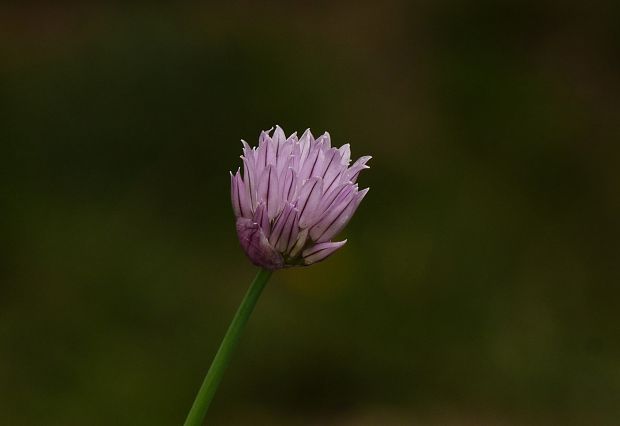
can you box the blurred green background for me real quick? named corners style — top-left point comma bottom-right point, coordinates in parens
top-left (2, 2), bottom-right (619, 425)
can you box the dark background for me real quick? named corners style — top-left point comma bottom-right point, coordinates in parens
top-left (2, 2), bottom-right (619, 425)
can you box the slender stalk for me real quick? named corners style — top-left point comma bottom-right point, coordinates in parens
top-left (184, 268), bottom-right (272, 426)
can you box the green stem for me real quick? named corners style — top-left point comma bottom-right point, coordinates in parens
top-left (184, 268), bottom-right (272, 426)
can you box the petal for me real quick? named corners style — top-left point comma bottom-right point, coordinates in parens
top-left (312, 188), bottom-right (369, 242)
top-left (289, 227), bottom-right (309, 258)
top-left (345, 155), bottom-right (372, 183)
top-left (319, 148), bottom-right (343, 190)
top-left (242, 156), bottom-right (258, 210)
top-left (232, 169), bottom-right (252, 218)
top-left (315, 183), bottom-right (355, 220)
top-left (272, 125), bottom-right (286, 148)
top-left (265, 135), bottom-right (277, 166)
top-left (296, 177), bottom-right (323, 228)
top-left (297, 128), bottom-right (313, 169)
top-left (316, 131), bottom-right (331, 149)
top-left (252, 202), bottom-right (270, 236)
top-left (284, 209), bottom-right (300, 253)
top-left (241, 140), bottom-right (254, 163)
top-left (230, 170), bottom-right (241, 217)
top-left (269, 202), bottom-right (299, 253)
top-left (309, 188), bottom-right (356, 241)
top-left (302, 240), bottom-right (347, 265)
top-left (241, 151), bottom-right (256, 181)
top-left (291, 141), bottom-right (302, 171)
top-left (338, 143), bottom-right (351, 165)
top-left (280, 167), bottom-right (298, 204)
top-left (259, 128), bottom-right (273, 145)
top-left (285, 132), bottom-right (298, 145)
top-left (268, 202), bottom-right (292, 247)
top-left (258, 165), bottom-right (280, 220)
top-left (236, 217), bottom-right (284, 269)
top-left (298, 142), bottom-right (322, 181)
top-left (276, 139), bottom-right (294, 175)
top-left (256, 139), bottom-right (268, 172)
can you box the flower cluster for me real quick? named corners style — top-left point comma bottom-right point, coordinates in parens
top-left (231, 126), bottom-right (370, 269)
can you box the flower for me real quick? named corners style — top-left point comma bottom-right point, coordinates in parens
top-left (230, 126), bottom-right (371, 270)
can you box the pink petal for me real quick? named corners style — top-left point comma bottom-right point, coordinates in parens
top-left (258, 165), bottom-right (280, 220)
top-left (345, 155), bottom-right (372, 183)
top-left (280, 167), bottom-right (298, 204)
top-left (230, 170), bottom-right (241, 217)
top-left (265, 135), bottom-right (277, 166)
top-left (289, 228), bottom-right (309, 258)
top-left (256, 139), bottom-right (268, 172)
top-left (236, 217), bottom-right (284, 269)
top-left (319, 148), bottom-right (343, 191)
top-left (312, 188), bottom-right (368, 242)
top-left (269, 203), bottom-right (299, 252)
top-left (302, 240), bottom-right (347, 265)
top-left (253, 202), bottom-right (270, 235)
top-left (296, 177), bottom-right (323, 228)
top-left (309, 188), bottom-right (356, 241)
top-left (298, 142), bottom-right (322, 181)
top-left (338, 143), bottom-right (351, 165)
top-left (276, 139), bottom-right (294, 175)
top-left (259, 128), bottom-right (273, 145)
top-left (315, 183), bottom-right (355, 220)
top-left (272, 125), bottom-right (286, 147)
top-left (241, 140), bottom-right (254, 163)
top-left (316, 131), bottom-right (331, 149)
top-left (242, 156), bottom-right (257, 210)
top-left (297, 128), bottom-right (313, 170)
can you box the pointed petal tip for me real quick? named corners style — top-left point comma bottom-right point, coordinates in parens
top-left (302, 239), bottom-right (348, 265)
top-left (356, 188), bottom-right (370, 204)
top-left (300, 128), bottom-right (314, 140)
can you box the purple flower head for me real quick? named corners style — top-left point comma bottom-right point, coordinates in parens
top-left (230, 126), bottom-right (371, 270)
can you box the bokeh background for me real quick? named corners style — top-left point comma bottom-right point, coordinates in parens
top-left (2, 2), bottom-right (619, 425)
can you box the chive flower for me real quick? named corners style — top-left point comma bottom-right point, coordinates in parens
top-left (230, 126), bottom-right (370, 269)
top-left (184, 126), bottom-right (370, 426)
